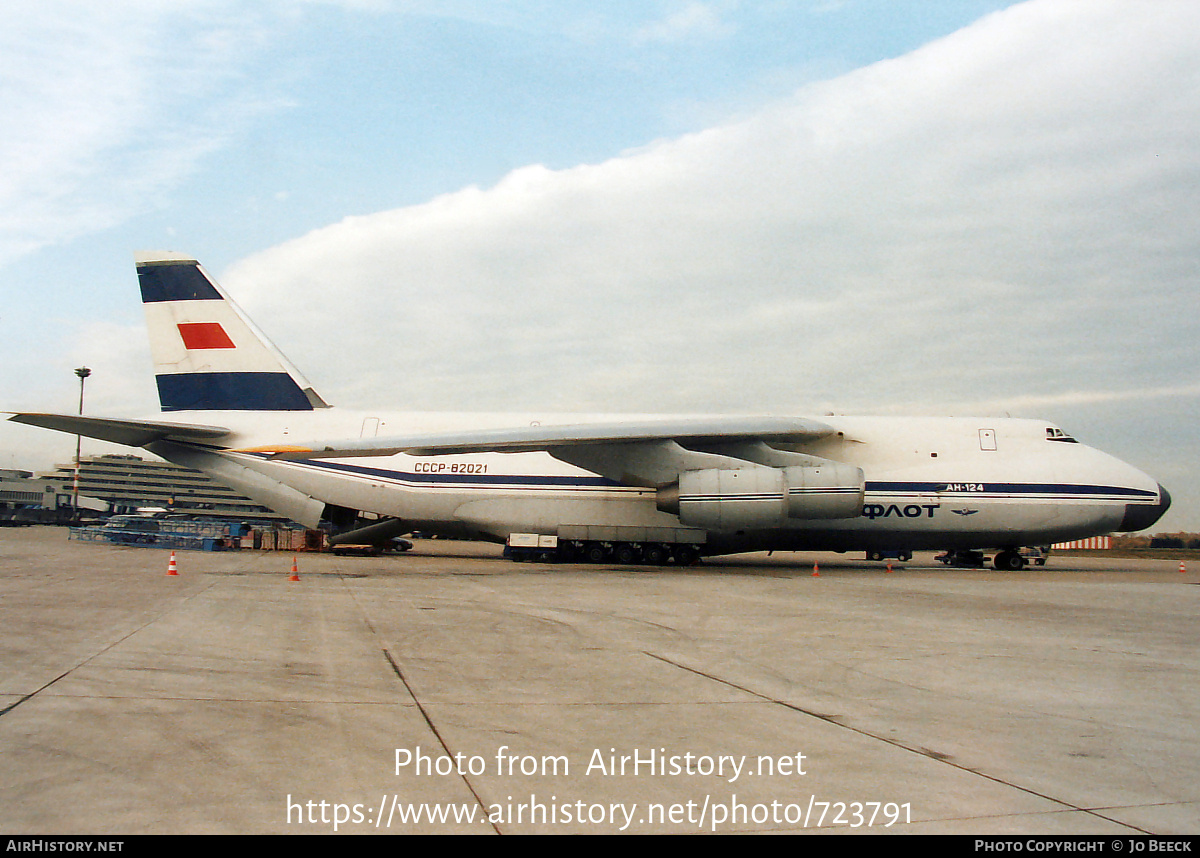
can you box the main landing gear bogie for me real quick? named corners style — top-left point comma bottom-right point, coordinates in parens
top-left (557, 540), bottom-right (701, 567)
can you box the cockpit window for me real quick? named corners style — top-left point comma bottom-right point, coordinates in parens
top-left (1046, 427), bottom-right (1078, 443)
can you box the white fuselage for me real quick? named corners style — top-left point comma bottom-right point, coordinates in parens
top-left (149, 409), bottom-right (1165, 554)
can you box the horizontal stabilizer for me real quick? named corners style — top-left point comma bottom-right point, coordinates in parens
top-left (261, 416), bottom-right (837, 459)
top-left (7, 412), bottom-right (230, 448)
top-left (146, 441), bottom-right (324, 528)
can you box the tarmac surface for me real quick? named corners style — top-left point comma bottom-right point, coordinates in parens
top-left (1, 526), bottom-right (1197, 835)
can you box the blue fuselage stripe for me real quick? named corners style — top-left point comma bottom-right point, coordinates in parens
top-left (868, 481), bottom-right (1156, 499)
top-left (255, 457), bottom-right (1153, 501)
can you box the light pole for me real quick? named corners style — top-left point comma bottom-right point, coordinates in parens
top-left (73, 367), bottom-right (91, 517)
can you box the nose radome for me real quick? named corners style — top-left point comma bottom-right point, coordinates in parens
top-left (1119, 483), bottom-right (1171, 532)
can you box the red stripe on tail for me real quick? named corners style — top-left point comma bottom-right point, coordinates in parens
top-left (177, 322), bottom-right (235, 349)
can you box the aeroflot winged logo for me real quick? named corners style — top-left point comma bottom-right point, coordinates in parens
top-left (177, 322), bottom-right (235, 350)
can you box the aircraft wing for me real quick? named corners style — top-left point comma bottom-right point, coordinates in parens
top-left (267, 416), bottom-right (837, 458)
top-left (264, 416), bottom-right (843, 487)
top-left (6, 412), bottom-right (231, 448)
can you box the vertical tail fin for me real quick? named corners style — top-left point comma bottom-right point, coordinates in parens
top-left (136, 252), bottom-right (330, 412)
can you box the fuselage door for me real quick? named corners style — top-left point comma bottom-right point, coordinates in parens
top-left (979, 428), bottom-right (997, 451)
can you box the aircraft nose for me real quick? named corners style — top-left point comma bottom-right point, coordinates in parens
top-left (1119, 483), bottom-right (1171, 532)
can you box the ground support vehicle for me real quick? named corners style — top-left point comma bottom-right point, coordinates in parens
top-left (936, 549), bottom-right (987, 568)
top-left (866, 548), bottom-right (912, 562)
top-left (1019, 546), bottom-right (1050, 566)
top-left (329, 536), bottom-right (413, 557)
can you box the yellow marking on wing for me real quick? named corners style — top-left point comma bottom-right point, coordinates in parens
top-left (231, 445), bottom-right (314, 454)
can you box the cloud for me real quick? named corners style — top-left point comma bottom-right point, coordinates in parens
top-left (0, 0), bottom-right (280, 265)
top-left (631, 2), bottom-right (737, 45)
top-left (7, 0), bottom-right (1196, 530)
top-left (224, 0), bottom-right (1200, 426)
top-left (959, 384), bottom-right (1200, 417)
top-left (1, 314), bottom-right (156, 472)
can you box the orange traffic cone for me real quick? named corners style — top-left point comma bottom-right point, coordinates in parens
top-left (886, 561), bottom-right (893, 574)
top-left (1180, 561), bottom-right (1187, 574)
top-left (812, 562), bottom-right (819, 577)
top-left (289, 556), bottom-right (300, 582)
top-left (167, 551), bottom-right (179, 576)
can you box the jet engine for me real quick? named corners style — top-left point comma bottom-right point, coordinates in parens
top-left (656, 464), bottom-right (864, 531)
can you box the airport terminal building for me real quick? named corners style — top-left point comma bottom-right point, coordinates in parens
top-left (0, 468), bottom-right (69, 521)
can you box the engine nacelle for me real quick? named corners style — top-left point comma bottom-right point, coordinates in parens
top-left (783, 462), bottom-right (865, 520)
top-left (657, 464), bottom-right (864, 531)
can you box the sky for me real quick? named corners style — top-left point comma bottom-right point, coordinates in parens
top-left (2, 0), bottom-right (1197, 532)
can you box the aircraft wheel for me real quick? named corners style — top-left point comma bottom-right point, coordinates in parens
top-left (614, 544), bottom-right (639, 564)
top-left (585, 544), bottom-right (608, 563)
top-left (642, 544), bottom-right (667, 565)
top-left (898, 550), bottom-right (912, 562)
top-left (994, 550), bottom-right (1024, 571)
top-left (672, 546), bottom-right (699, 566)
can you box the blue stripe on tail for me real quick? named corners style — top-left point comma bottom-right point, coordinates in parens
top-left (156, 372), bottom-right (315, 412)
top-left (138, 260), bottom-right (222, 302)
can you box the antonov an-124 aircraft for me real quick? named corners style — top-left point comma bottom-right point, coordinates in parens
top-left (10, 252), bottom-right (1170, 569)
